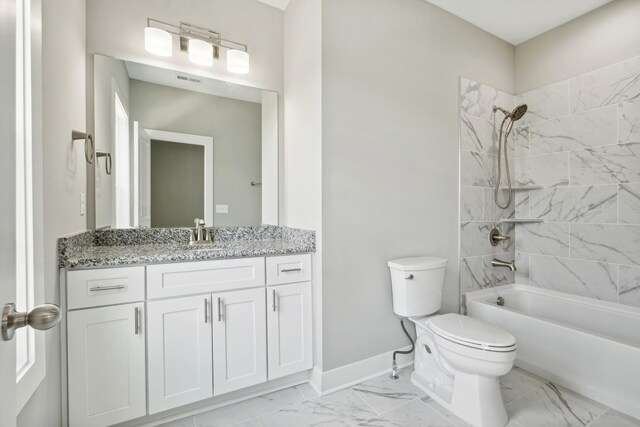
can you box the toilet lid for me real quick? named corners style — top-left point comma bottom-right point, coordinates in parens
top-left (428, 313), bottom-right (516, 352)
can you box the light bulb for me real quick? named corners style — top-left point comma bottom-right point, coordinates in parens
top-left (188, 39), bottom-right (214, 66)
top-left (227, 49), bottom-right (249, 74)
top-left (144, 27), bottom-right (172, 57)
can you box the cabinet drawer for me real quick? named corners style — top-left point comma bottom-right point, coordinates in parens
top-left (266, 254), bottom-right (312, 285)
top-left (147, 258), bottom-right (265, 299)
top-left (67, 267), bottom-right (145, 310)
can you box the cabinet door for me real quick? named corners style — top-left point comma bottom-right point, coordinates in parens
top-left (213, 288), bottom-right (267, 395)
top-left (147, 295), bottom-right (213, 414)
top-left (67, 303), bottom-right (146, 427)
top-left (267, 282), bottom-right (313, 379)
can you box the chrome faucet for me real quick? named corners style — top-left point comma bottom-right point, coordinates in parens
top-left (491, 258), bottom-right (516, 272)
top-left (190, 218), bottom-right (212, 245)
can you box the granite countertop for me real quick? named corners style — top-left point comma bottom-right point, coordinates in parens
top-left (58, 226), bottom-right (315, 269)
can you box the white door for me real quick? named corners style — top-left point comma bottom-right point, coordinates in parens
top-left (213, 288), bottom-right (267, 395)
top-left (67, 303), bottom-right (146, 427)
top-left (267, 282), bottom-right (313, 379)
top-left (147, 295), bottom-right (213, 413)
top-left (133, 122), bottom-right (150, 227)
top-left (0, 0), bottom-right (19, 423)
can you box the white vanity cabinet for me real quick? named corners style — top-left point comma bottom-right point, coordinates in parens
top-left (213, 287), bottom-right (267, 395)
top-left (67, 303), bottom-right (146, 427)
top-left (63, 253), bottom-right (313, 427)
top-left (147, 295), bottom-right (213, 413)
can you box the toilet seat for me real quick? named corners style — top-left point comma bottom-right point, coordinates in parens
top-left (426, 313), bottom-right (516, 352)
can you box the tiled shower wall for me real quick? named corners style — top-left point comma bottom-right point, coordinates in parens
top-left (459, 78), bottom-right (517, 297)
top-left (459, 55), bottom-right (640, 309)
top-left (514, 55), bottom-right (640, 308)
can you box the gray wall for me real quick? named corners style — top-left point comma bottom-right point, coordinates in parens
top-left (150, 140), bottom-right (205, 227)
top-left (18, 0), bottom-right (87, 425)
top-left (320, 0), bottom-right (515, 370)
top-left (130, 80), bottom-right (262, 227)
top-left (515, 0), bottom-right (640, 93)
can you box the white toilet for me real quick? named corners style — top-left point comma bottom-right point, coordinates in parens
top-left (389, 257), bottom-right (516, 427)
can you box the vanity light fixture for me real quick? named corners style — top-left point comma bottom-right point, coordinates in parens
top-left (144, 18), bottom-right (250, 74)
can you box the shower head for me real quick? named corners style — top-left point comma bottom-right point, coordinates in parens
top-left (510, 104), bottom-right (528, 121)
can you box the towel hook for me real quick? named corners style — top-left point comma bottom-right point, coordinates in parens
top-left (96, 152), bottom-right (112, 175)
top-left (72, 130), bottom-right (95, 164)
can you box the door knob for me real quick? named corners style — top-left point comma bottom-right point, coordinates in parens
top-left (2, 303), bottom-right (62, 341)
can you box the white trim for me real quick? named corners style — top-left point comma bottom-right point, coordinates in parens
top-left (309, 346), bottom-right (414, 396)
top-left (144, 129), bottom-right (214, 226)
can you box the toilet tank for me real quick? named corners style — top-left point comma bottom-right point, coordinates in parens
top-left (388, 257), bottom-right (448, 317)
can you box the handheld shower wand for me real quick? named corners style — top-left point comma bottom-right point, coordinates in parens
top-left (492, 104), bottom-right (527, 209)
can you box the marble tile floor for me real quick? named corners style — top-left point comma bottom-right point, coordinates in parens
top-left (158, 367), bottom-right (640, 427)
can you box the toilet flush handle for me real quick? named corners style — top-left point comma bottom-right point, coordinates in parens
top-left (405, 274), bottom-right (414, 280)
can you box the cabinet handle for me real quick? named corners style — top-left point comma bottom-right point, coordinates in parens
top-left (280, 268), bottom-right (302, 273)
top-left (134, 306), bottom-right (141, 335)
top-left (90, 284), bottom-right (125, 292)
top-left (217, 297), bottom-right (222, 322)
top-left (272, 290), bottom-right (277, 312)
top-left (204, 298), bottom-right (209, 323)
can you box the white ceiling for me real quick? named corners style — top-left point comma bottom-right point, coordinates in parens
top-left (421, 0), bottom-right (613, 45)
top-left (125, 61), bottom-right (264, 104)
top-left (255, 0), bottom-right (613, 46)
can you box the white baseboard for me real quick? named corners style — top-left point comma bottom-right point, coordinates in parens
top-left (310, 346), bottom-right (414, 396)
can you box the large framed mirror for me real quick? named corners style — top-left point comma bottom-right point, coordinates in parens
top-left (92, 53), bottom-right (278, 229)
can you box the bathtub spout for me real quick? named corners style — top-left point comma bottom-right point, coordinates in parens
top-left (491, 258), bottom-right (516, 272)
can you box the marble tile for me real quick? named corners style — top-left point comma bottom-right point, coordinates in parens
top-left (529, 255), bottom-right (618, 302)
top-left (461, 78), bottom-right (513, 121)
top-left (483, 253), bottom-right (515, 287)
top-left (460, 151), bottom-right (495, 187)
top-left (351, 368), bottom-right (424, 414)
top-left (194, 387), bottom-right (306, 426)
top-left (570, 55), bottom-right (640, 113)
top-left (528, 105), bottom-right (617, 155)
top-left (515, 223), bottom-right (570, 257)
top-left (229, 420), bottom-right (261, 427)
top-left (296, 383), bottom-right (321, 401)
top-left (460, 187), bottom-right (483, 222)
top-left (460, 114), bottom-right (494, 153)
top-left (570, 143), bottom-right (640, 186)
top-left (619, 183), bottom-right (640, 224)
top-left (512, 125), bottom-right (529, 158)
top-left (517, 80), bottom-right (570, 125)
top-left (514, 253), bottom-right (530, 285)
top-left (529, 185), bottom-right (617, 223)
top-left (571, 224), bottom-right (640, 265)
top-left (500, 368), bottom-right (543, 405)
top-left (618, 265), bottom-right (640, 308)
top-left (484, 188), bottom-right (515, 222)
top-left (159, 417), bottom-right (196, 427)
top-left (619, 99), bottom-right (640, 143)
top-left (258, 389), bottom-right (376, 427)
top-left (460, 222), bottom-right (501, 257)
top-left (460, 256), bottom-right (485, 294)
top-left (357, 399), bottom-right (455, 427)
top-left (506, 382), bottom-right (607, 427)
top-left (421, 397), bottom-right (471, 427)
top-left (515, 152), bottom-right (569, 188)
top-left (589, 409), bottom-right (640, 427)
top-left (514, 191), bottom-right (530, 219)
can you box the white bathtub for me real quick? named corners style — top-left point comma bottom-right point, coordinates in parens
top-left (466, 284), bottom-right (640, 419)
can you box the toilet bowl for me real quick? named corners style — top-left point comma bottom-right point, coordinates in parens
top-left (388, 257), bottom-right (516, 427)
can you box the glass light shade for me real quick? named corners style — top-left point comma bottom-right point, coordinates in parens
top-left (227, 49), bottom-right (249, 74)
top-left (144, 27), bottom-right (172, 57)
top-left (188, 39), bottom-right (214, 66)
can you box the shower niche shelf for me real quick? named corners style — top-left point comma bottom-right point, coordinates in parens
top-left (500, 186), bottom-right (543, 191)
top-left (500, 218), bottom-right (544, 224)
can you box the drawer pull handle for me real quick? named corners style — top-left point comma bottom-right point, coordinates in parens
top-left (281, 268), bottom-right (302, 273)
top-left (89, 285), bottom-right (126, 292)
top-left (272, 290), bottom-right (277, 312)
top-left (134, 307), bottom-right (141, 335)
top-left (204, 298), bottom-right (209, 323)
top-left (217, 297), bottom-right (223, 322)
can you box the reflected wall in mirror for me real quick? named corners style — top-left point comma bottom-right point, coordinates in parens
top-left (93, 54), bottom-right (278, 229)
